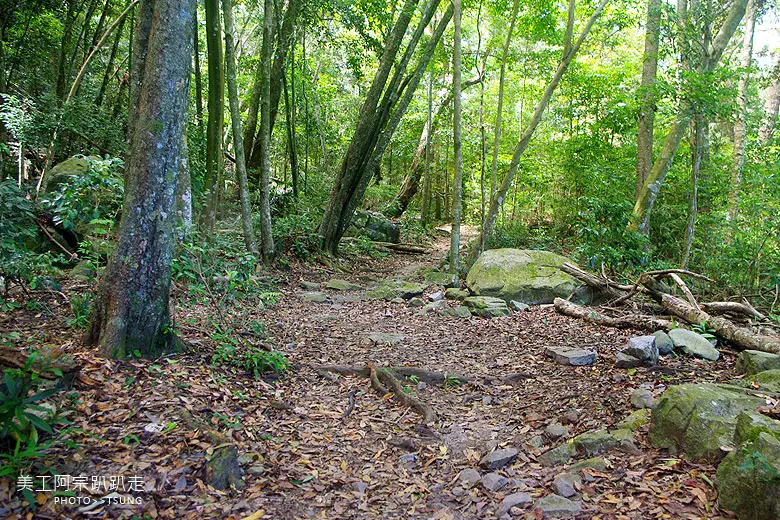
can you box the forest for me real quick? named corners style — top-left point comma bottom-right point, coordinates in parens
top-left (1, 0), bottom-right (780, 517)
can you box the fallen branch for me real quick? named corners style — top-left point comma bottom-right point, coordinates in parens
top-left (375, 365), bottom-right (437, 424)
top-left (701, 301), bottom-right (766, 321)
top-left (343, 389), bottom-right (357, 418)
top-left (314, 364), bottom-right (469, 385)
top-left (560, 263), bottom-right (627, 299)
top-left (0, 346), bottom-right (80, 383)
top-left (553, 298), bottom-right (675, 332)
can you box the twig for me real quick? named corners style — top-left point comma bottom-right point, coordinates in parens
top-left (36, 222), bottom-right (77, 261)
top-left (668, 273), bottom-right (699, 309)
top-left (343, 389), bottom-right (357, 418)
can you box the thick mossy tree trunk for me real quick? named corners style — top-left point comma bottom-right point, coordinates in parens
top-left (636, 0), bottom-right (660, 201)
top-left (88, 0), bottom-right (193, 359)
top-left (201, 0), bottom-right (225, 233)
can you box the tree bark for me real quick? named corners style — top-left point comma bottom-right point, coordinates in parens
top-left (222, 0), bottom-right (258, 254)
top-left (55, 0), bottom-right (78, 102)
top-left (554, 298), bottom-right (675, 332)
top-left (759, 54), bottom-right (780, 143)
top-left (193, 7), bottom-right (205, 136)
top-left (636, 0), bottom-right (661, 201)
top-left (95, 13), bottom-right (126, 107)
top-left (201, 0), bottom-right (225, 234)
top-left (421, 67), bottom-right (434, 228)
top-left (282, 66), bottom-right (299, 198)
top-left (479, 0), bottom-right (609, 248)
top-left (258, 0), bottom-right (276, 262)
top-left (88, 0), bottom-right (193, 358)
top-left (681, 117), bottom-right (703, 268)
top-left (450, 0), bottom-right (462, 283)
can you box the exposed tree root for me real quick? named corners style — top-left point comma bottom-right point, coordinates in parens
top-left (553, 298), bottom-right (675, 332)
top-left (314, 364), bottom-right (469, 385)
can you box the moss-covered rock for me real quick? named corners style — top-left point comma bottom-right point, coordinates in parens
top-left (617, 409), bottom-right (652, 432)
top-left (325, 279), bottom-right (364, 291)
top-left (423, 268), bottom-right (455, 287)
top-left (43, 156), bottom-right (92, 193)
top-left (734, 411), bottom-right (780, 445)
top-left (463, 296), bottom-right (511, 318)
top-left (572, 430), bottom-right (620, 457)
top-left (345, 209), bottom-right (400, 243)
top-left (649, 384), bottom-right (765, 461)
top-left (736, 350), bottom-right (780, 376)
top-left (445, 287), bottom-right (470, 300)
top-left (717, 432), bottom-right (780, 519)
top-left (465, 249), bottom-right (582, 305)
top-left (206, 445), bottom-right (244, 490)
top-left (733, 370), bottom-right (780, 396)
top-left (367, 280), bottom-right (425, 300)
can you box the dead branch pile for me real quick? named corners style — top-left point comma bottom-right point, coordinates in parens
top-left (555, 263), bottom-right (780, 354)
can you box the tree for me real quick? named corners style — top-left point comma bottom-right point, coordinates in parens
top-left (759, 53), bottom-right (780, 143)
top-left (450, 0), bottom-right (463, 283)
top-left (87, 0), bottom-right (193, 358)
top-left (200, 0), bottom-right (225, 233)
top-left (257, 0), bottom-right (276, 262)
top-left (222, 0), bottom-right (258, 254)
top-left (636, 0), bottom-right (661, 201)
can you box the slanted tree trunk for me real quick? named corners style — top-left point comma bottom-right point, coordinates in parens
top-left (201, 0), bottom-right (225, 234)
top-left (88, 0), bottom-right (193, 358)
top-left (479, 0), bottom-right (609, 248)
top-left (636, 0), bottom-right (661, 201)
top-left (222, 0), bottom-right (258, 254)
top-left (759, 54), bottom-right (780, 143)
top-left (257, 0), bottom-right (276, 262)
top-left (629, 0), bottom-right (750, 232)
top-left (450, 0), bottom-right (462, 284)
top-left (728, 0), bottom-right (758, 222)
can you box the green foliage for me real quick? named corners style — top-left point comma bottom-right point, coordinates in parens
top-left (692, 321), bottom-right (716, 341)
top-left (211, 334), bottom-right (290, 379)
top-left (67, 292), bottom-right (93, 329)
top-left (40, 155), bottom-right (124, 235)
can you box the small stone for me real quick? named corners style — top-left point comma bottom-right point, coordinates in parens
top-left (622, 335), bottom-right (659, 366)
top-left (572, 430), bottom-right (619, 457)
top-left (653, 330), bottom-right (675, 355)
top-left (399, 453), bottom-right (417, 467)
top-left (325, 279), bottom-right (364, 291)
top-left (534, 494), bottom-right (581, 517)
top-left (545, 423), bottom-right (569, 440)
top-left (509, 300), bottom-right (531, 312)
top-left (552, 472), bottom-right (581, 498)
top-left (365, 332), bottom-right (407, 345)
top-left (429, 291), bottom-right (444, 301)
top-left (350, 481), bottom-right (368, 493)
top-left (441, 306), bottom-right (472, 318)
top-left (417, 381), bottom-right (428, 392)
top-left (445, 287), bottom-right (470, 300)
top-left (630, 388), bottom-right (654, 409)
top-left (562, 409), bottom-right (579, 425)
top-left (302, 291), bottom-right (327, 303)
top-left (390, 297), bottom-right (405, 304)
top-left (482, 395), bottom-right (493, 406)
top-left (247, 464), bottom-right (267, 475)
top-left (497, 492), bottom-right (533, 516)
top-left (422, 300), bottom-right (447, 313)
top-left (464, 296), bottom-right (512, 318)
top-left (539, 442), bottom-right (576, 466)
top-left (615, 352), bottom-right (643, 368)
top-left (527, 435), bottom-right (546, 450)
top-left (457, 468), bottom-right (481, 487)
top-left (617, 409), bottom-right (652, 431)
top-left (479, 447), bottom-right (519, 470)
top-left (408, 297), bottom-right (425, 307)
top-left (569, 457), bottom-right (608, 474)
top-left (481, 472), bottom-right (509, 492)
top-left (451, 486), bottom-right (465, 497)
top-left (544, 346), bottom-right (597, 366)
top-left (300, 280), bottom-right (320, 290)
top-left (669, 328), bottom-right (720, 361)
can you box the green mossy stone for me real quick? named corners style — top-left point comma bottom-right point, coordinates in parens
top-left (206, 446), bottom-right (245, 490)
top-left (734, 411), bottom-right (780, 445)
top-left (367, 280), bottom-right (425, 300)
top-left (736, 350), bottom-right (780, 376)
top-left (716, 432), bottom-right (780, 520)
top-left (617, 409), bottom-right (652, 432)
top-left (465, 248), bottom-right (581, 305)
top-left (649, 384), bottom-right (765, 461)
top-left (445, 288), bottom-right (470, 300)
top-left (423, 268), bottom-right (454, 287)
top-left (325, 279), bottom-right (364, 291)
top-left (572, 430), bottom-right (619, 457)
top-left (539, 442), bottom-right (576, 466)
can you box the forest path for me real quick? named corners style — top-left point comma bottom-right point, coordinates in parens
top-left (257, 233), bottom-right (733, 519)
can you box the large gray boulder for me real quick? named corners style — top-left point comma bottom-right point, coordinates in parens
top-left (465, 249), bottom-right (582, 305)
top-left (42, 156), bottom-right (93, 193)
top-left (717, 432), bottom-right (780, 519)
top-left (736, 350), bottom-right (780, 375)
top-left (346, 209), bottom-right (400, 243)
top-left (669, 328), bottom-right (719, 361)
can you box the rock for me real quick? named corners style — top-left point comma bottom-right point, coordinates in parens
top-left (346, 209), bottom-right (400, 243)
top-left (417, 381), bottom-right (428, 392)
top-left (451, 486), bottom-right (465, 497)
top-left (617, 409), bottom-right (652, 431)
top-left (422, 300), bottom-right (447, 313)
top-left (43, 156), bottom-right (92, 193)
top-left (302, 291), bottom-right (327, 303)
top-left (70, 259), bottom-right (96, 281)
top-left (552, 473), bottom-right (581, 498)
top-left (569, 457), bottom-right (608, 474)
top-left (534, 494), bottom-right (581, 518)
top-left (539, 443), bottom-right (576, 466)
top-left (545, 423), bottom-right (569, 440)
top-left (390, 297), bottom-right (405, 304)
top-left (325, 279), bottom-right (364, 291)
top-left (364, 332), bottom-right (406, 345)
top-left (479, 447), bottom-right (519, 470)
top-left (463, 296), bottom-right (512, 318)
top-left (445, 288), bottom-right (470, 300)
top-left (544, 346), bottom-right (597, 366)
top-left (429, 290), bottom-right (444, 301)
top-left (630, 389), bottom-right (655, 409)
top-left (622, 336), bottom-right (658, 366)
top-left (441, 306), bottom-right (472, 318)
top-left (562, 409), bottom-right (580, 425)
top-left (206, 446), bottom-right (244, 490)
top-left (669, 328), bottom-right (720, 361)
top-left (466, 249), bottom-right (583, 305)
top-left (736, 350), bottom-right (780, 375)
top-left (350, 481), bottom-right (368, 493)
top-left (408, 297), bottom-right (425, 307)
top-left (572, 430), bottom-right (619, 457)
top-left (509, 300), bottom-right (531, 312)
top-left (399, 453), bottom-right (418, 467)
top-left (649, 383), bottom-right (766, 461)
top-left (615, 352), bottom-right (644, 368)
top-left (457, 468), bottom-right (482, 488)
top-left (497, 492), bottom-right (533, 516)
top-left (717, 432), bottom-right (780, 520)
top-left (527, 435), bottom-right (546, 450)
top-left (742, 369), bottom-right (780, 394)
top-left (653, 330), bottom-right (675, 355)
top-left (481, 472), bottom-right (509, 492)
top-left (734, 411), bottom-right (780, 445)
top-left (423, 269), bottom-right (454, 287)
top-left (368, 280), bottom-right (425, 300)
top-left (300, 280), bottom-right (320, 290)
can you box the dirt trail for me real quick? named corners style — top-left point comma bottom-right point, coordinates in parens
top-left (0, 234), bottom-right (736, 519)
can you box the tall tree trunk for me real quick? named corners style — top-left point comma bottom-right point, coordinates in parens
top-left (636, 0), bottom-right (661, 201)
top-left (479, 0), bottom-right (609, 248)
top-left (258, 0), bottom-right (276, 262)
top-left (682, 117), bottom-right (703, 268)
top-left (95, 13), bottom-right (126, 107)
top-left (222, 0), bottom-right (258, 254)
top-left (193, 7), bottom-right (205, 135)
top-left (69, 0), bottom-right (100, 73)
top-left (759, 54), bottom-right (780, 143)
top-left (450, 0), bottom-right (462, 283)
top-left (201, 0), bottom-right (225, 233)
top-left (282, 37), bottom-right (299, 198)
top-left (629, 0), bottom-right (749, 232)
top-left (56, 0), bottom-right (78, 102)
top-left (421, 68), bottom-right (434, 228)
top-left (88, 0), bottom-right (193, 358)
top-left (728, 0), bottom-right (757, 222)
